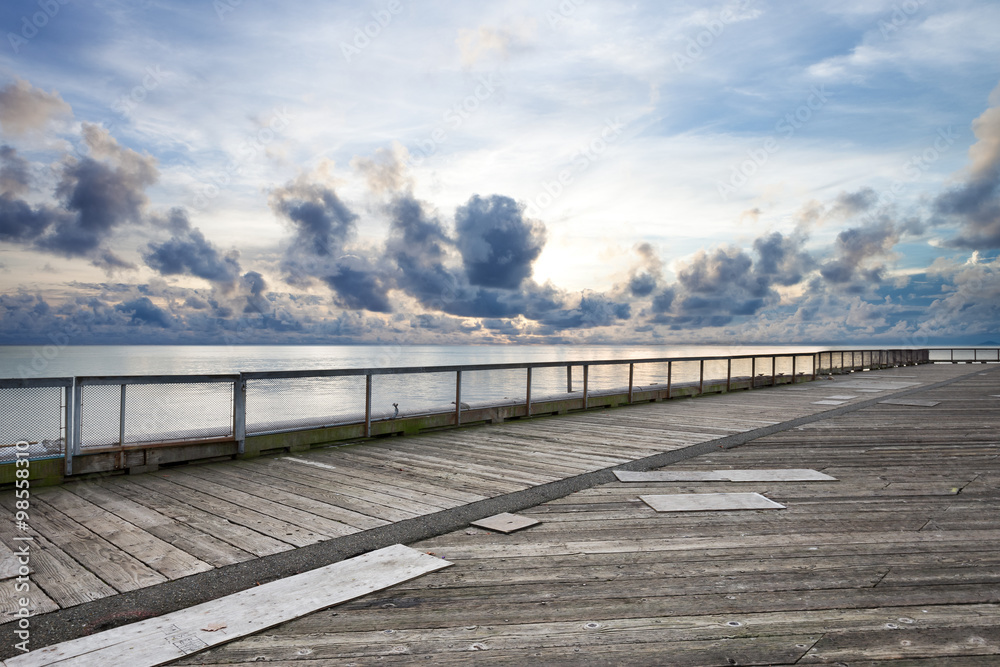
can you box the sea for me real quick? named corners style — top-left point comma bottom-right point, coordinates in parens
top-left (0, 343), bottom-right (879, 451)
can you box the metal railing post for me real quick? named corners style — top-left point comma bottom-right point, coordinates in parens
top-left (698, 359), bottom-right (704, 394)
top-left (726, 358), bottom-right (731, 392)
top-left (119, 384), bottom-right (126, 448)
top-left (811, 354), bottom-right (817, 381)
top-left (566, 366), bottom-right (573, 393)
top-left (455, 370), bottom-right (462, 426)
top-left (525, 367), bottom-right (532, 417)
top-left (771, 356), bottom-right (776, 386)
top-left (364, 374), bottom-right (372, 437)
top-left (627, 363), bottom-right (634, 404)
top-left (234, 376), bottom-right (246, 455)
top-left (792, 357), bottom-right (797, 384)
top-left (751, 356), bottom-right (756, 389)
top-left (666, 361), bottom-right (672, 399)
top-left (582, 365), bottom-right (589, 409)
top-left (64, 384), bottom-right (74, 476)
top-left (72, 379), bottom-right (82, 458)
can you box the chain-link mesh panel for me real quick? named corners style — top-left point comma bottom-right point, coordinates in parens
top-left (951, 349), bottom-right (977, 362)
top-left (0, 386), bottom-right (64, 462)
top-left (79, 384), bottom-right (123, 449)
top-left (371, 371), bottom-right (455, 421)
top-left (730, 357), bottom-right (753, 385)
top-left (631, 361), bottom-right (669, 392)
top-left (528, 366), bottom-right (577, 403)
top-left (586, 364), bottom-right (630, 397)
top-left (670, 360), bottom-right (701, 390)
top-left (461, 369), bottom-right (527, 409)
top-left (702, 359), bottom-right (729, 384)
top-left (125, 382), bottom-right (233, 445)
top-left (246, 376), bottom-right (366, 435)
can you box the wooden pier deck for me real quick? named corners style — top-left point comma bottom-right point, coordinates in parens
top-left (2, 362), bottom-right (998, 664)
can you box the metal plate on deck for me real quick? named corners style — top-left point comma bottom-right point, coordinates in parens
top-left (471, 512), bottom-right (540, 533)
top-left (856, 389), bottom-right (884, 392)
top-left (615, 470), bottom-right (729, 482)
top-left (878, 398), bottom-right (940, 407)
top-left (640, 493), bottom-right (785, 512)
top-left (825, 395), bottom-right (858, 400)
top-left (721, 469), bottom-right (838, 482)
top-left (812, 400), bottom-right (845, 405)
top-left (783, 387), bottom-right (810, 391)
top-left (833, 380), bottom-right (921, 390)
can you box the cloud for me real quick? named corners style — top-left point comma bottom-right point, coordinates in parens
top-left (625, 242), bottom-right (664, 297)
top-left (39, 124), bottom-right (157, 257)
top-left (819, 220), bottom-right (899, 287)
top-left (454, 194), bottom-right (545, 289)
top-left (143, 208), bottom-right (241, 287)
top-left (456, 24), bottom-right (532, 68)
top-left (115, 296), bottom-right (173, 328)
top-left (350, 144), bottom-right (412, 194)
top-left (270, 172), bottom-right (392, 312)
top-left (0, 78), bottom-right (72, 137)
top-left (0, 146), bottom-right (31, 196)
top-left (753, 231), bottom-right (813, 286)
top-left (934, 83), bottom-right (1000, 248)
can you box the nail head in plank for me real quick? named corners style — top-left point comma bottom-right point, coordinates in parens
top-left (4, 544), bottom-right (451, 667)
top-left (640, 493), bottom-right (786, 512)
top-left (471, 513), bottom-right (540, 534)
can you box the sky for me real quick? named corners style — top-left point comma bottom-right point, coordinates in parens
top-left (0, 0), bottom-right (999, 346)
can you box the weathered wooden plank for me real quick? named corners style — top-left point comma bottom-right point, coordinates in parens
top-left (6, 545), bottom-right (451, 667)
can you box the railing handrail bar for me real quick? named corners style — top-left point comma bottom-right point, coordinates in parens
top-left (0, 347), bottom-right (958, 384)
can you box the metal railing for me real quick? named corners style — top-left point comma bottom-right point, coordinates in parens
top-left (3, 347), bottom-right (991, 474)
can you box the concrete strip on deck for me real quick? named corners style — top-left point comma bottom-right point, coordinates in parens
top-left (176, 363), bottom-right (1000, 666)
top-left (0, 362), bottom-right (993, 659)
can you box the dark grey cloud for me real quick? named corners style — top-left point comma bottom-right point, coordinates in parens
top-left (455, 194), bottom-right (545, 289)
top-left (0, 194), bottom-right (68, 242)
top-left (753, 231), bottom-right (813, 286)
top-left (271, 176), bottom-right (392, 312)
top-left (144, 209), bottom-right (241, 287)
top-left (115, 296), bottom-right (172, 328)
top-left (933, 90), bottom-right (1000, 248)
top-left (819, 221), bottom-right (898, 286)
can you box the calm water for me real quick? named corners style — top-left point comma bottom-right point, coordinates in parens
top-left (0, 343), bottom-right (850, 452)
top-left (0, 344), bottom-right (829, 379)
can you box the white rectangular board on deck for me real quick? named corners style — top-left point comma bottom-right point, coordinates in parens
top-left (5, 544), bottom-right (451, 667)
top-left (878, 399), bottom-right (941, 407)
top-left (640, 493), bottom-right (786, 512)
top-left (812, 400), bottom-right (845, 405)
top-left (616, 469), bottom-right (837, 483)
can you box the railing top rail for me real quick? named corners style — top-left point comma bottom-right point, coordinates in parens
top-left (74, 374), bottom-right (241, 386)
top-left (0, 377), bottom-right (74, 389)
